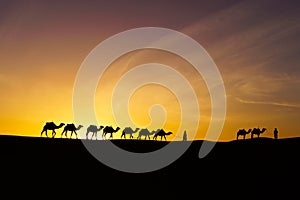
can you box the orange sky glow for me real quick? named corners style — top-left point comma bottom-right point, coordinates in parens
top-left (1, 0), bottom-right (300, 141)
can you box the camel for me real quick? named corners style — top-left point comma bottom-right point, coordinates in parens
top-left (153, 129), bottom-right (173, 141)
top-left (41, 122), bottom-right (65, 138)
top-left (61, 124), bottom-right (83, 139)
top-left (121, 127), bottom-right (140, 139)
top-left (236, 128), bottom-right (252, 140)
top-left (102, 126), bottom-right (120, 139)
top-left (86, 125), bottom-right (104, 140)
top-left (251, 128), bottom-right (267, 139)
top-left (137, 128), bottom-right (158, 140)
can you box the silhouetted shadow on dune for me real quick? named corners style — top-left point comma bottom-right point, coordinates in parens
top-left (110, 139), bottom-right (170, 153)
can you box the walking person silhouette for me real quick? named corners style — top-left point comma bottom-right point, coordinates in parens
top-left (274, 128), bottom-right (278, 139)
top-left (183, 130), bottom-right (187, 141)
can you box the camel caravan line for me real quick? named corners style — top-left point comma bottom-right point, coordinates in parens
top-left (40, 122), bottom-right (173, 141)
top-left (236, 127), bottom-right (267, 140)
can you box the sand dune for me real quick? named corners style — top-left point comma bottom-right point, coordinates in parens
top-left (0, 135), bottom-right (299, 196)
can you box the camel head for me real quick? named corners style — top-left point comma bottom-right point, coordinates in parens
top-left (261, 128), bottom-right (267, 133)
top-left (247, 129), bottom-right (252, 133)
top-left (59, 123), bottom-right (65, 128)
top-left (115, 127), bottom-right (120, 132)
top-left (134, 128), bottom-right (140, 132)
top-left (98, 126), bottom-right (104, 131)
top-left (77, 125), bottom-right (83, 130)
top-left (166, 131), bottom-right (173, 135)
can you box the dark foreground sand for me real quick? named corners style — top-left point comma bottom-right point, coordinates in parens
top-left (0, 135), bottom-right (299, 197)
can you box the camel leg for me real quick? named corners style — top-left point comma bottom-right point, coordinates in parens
top-left (164, 135), bottom-right (166, 140)
top-left (121, 132), bottom-right (126, 139)
top-left (61, 130), bottom-right (65, 138)
top-left (74, 131), bottom-right (78, 139)
top-left (41, 130), bottom-right (48, 137)
top-left (52, 130), bottom-right (56, 138)
top-left (70, 131), bottom-right (74, 139)
top-left (63, 131), bottom-right (67, 138)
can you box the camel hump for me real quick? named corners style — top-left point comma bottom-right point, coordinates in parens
top-left (123, 127), bottom-right (131, 132)
top-left (46, 122), bottom-right (55, 126)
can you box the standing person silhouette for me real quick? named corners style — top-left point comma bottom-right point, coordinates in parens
top-left (274, 128), bottom-right (278, 139)
top-left (183, 130), bottom-right (187, 141)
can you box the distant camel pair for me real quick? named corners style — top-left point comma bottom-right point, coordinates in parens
top-left (121, 127), bottom-right (157, 140)
top-left (86, 126), bottom-right (141, 140)
top-left (86, 125), bottom-right (120, 140)
top-left (121, 127), bottom-right (173, 140)
top-left (236, 128), bottom-right (267, 140)
top-left (41, 122), bottom-right (83, 138)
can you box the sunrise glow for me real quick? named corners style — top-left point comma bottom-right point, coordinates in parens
top-left (1, 0), bottom-right (299, 141)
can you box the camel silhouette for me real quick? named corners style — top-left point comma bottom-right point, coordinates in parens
top-left (121, 127), bottom-right (140, 139)
top-left (102, 126), bottom-right (120, 139)
top-left (86, 125), bottom-right (104, 140)
top-left (61, 124), bottom-right (83, 139)
top-left (236, 128), bottom-right (252, 140)
top-left (137, 128), bottom-right (158, 140)
top-left (41, 122), bottom-right (65, 138)
top-left (153, 129), bottom-right (173, 141)
top-left (251, 128), bottom-right (267, 139)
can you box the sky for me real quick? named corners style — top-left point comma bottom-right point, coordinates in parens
top-left (0, 0), bottom-right (300, 141)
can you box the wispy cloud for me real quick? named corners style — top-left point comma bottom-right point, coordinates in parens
top-left (235, 97), bottom-right (300, 108)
